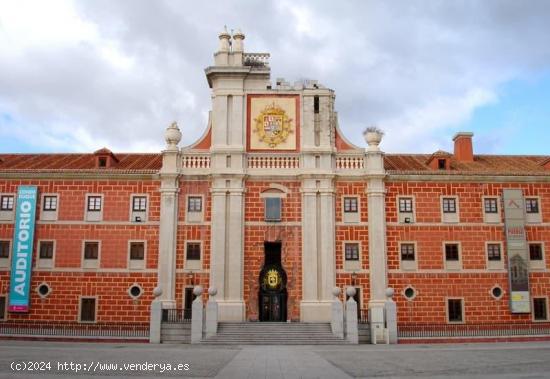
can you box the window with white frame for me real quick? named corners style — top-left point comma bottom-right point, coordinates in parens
top-left (85, 195), bottom-right (103, 222)
top-left (0, 195), bottom-right (14, 211)
top-left (264, 197), bottom-right (281, 222)
top-left (41, 194), bottom-right (59, 221)
top-left (525, 197), bottom-right (542, 223)
top-left (87, 196), bottom-right (101, 211)
top-left (43, 196), bottom-right (57, 211)
top-left (528, 242), bottom-right (545, 270)
top-left (398, 197), bottom-right (414, 223)
top-left (83, 241), bottom-right (99, 269)
top-left (400, 243), bottom-right (415, 261)
top-left (484, 198), bottom-right (498, 214)
top-left (129, 241), bottom-right (145, 269)
top-left (185, 242), bottom-right (202, 270)
top-left (132, 196), bottom-right (147, 212)
top-left (444, 242), bottom-right (461, 270)
top-left (345, 243), bottom-right (359, 261)
top-left (187, 197), bottom-right (202, 213)
top-left (442, 198), bottom-right (456, 213)
top-left (344, 197), bottom-right (358, 213)
top-left (487, 244), bottom-right (501, 261)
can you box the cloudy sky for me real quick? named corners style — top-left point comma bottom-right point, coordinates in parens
top-left (1, 0), bottom-right (549, 155)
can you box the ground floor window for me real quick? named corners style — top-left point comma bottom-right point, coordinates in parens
top-left (447, 298), bottom-right (463, 323)
top-left (0, 296), bottom-right (6, 320)
top-left (80, 297), bottom-right (96, 322)
top-left (533, 297), bottom-right (548, 321)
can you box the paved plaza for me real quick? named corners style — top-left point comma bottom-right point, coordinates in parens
top-left (0, 340), bottom-right (549, 378)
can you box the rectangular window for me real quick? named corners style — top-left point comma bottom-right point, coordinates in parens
top-left (399, 197), bottom-right (413, 213)
top-left (529, 244), bottom-right (543, 261)
top-left (187, 196), bottom-right (202, 212)
top-left (186, 243), bottom-right (201, 261)
top-left (484, 198), bottom-right (498, 214)
top-left (525, 198), bottom-right (539, 214)
top-left (87, 196), bottom-right (102, 212)
top-left (534, 298), bottom-right (548, 321)
top-left (39, 241), bottom-right (54, 259)
top-left (0, 195), bottom-right (14, 211)
top-left (265, 198), bottom-right (281, 221)
top-left (80, 298), bottom-right (96, 322)
top-left (132, 196), bottom-right (147, 212)
top-left (447, 298), bottom-right (463, 323)
top-left (442, 198), bottom-right (457, 213)
top-left (344, 197), bottom-right (358, 213)
top-left (344, 243), bottom-right (359, 261)
top-left (438, 159), bottom-right (446, 169)
top-left (487, 244), bottom-right (501, 261)
top-left (400, 243), bottom-right (415, 261)
top-left (130, 242), bottom-right (145, 260)
top-left (0, 241), bottom-right (9, 259)
top-left (445, 243), bottom-right (459, 261)
top-left (0, 296), bottom-right (5, 320)
top-left (43, 195), bottom-right (58, 211)
top-left (84, 242), bottom-right (99, 260)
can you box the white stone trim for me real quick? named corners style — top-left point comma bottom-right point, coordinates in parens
top-left (446, 297), bottom-right (465, 324)
top-left (482, 196), bottom-right (501, 224)
top-left (127, 240), bottom-right (147, 270)
top-left (84, 193), bottom-right (104, 222)
top-left (81, 240), bottom-right (101, 269)
top-left (35, 282), bottom-right (52, 299)
top-left (184, 240), bottom-right (203, 270)
top-left (185, 194), bottom-right (205, 223)
top-left (532, 296), bottom-right (549, 322)
top-left (128, 283), bottom-right (144, 300)
top-left (0, 192), bottom-right (15, 221)
top-left (396, 195), bottom-right (415, 224)
top-left (489, 284), bottom-right (505, 300)
top-left (36, 239), bottom-right (56, 269)
top-left (78, 296), bottom-right (98, 323)
top-left (342, 195), bottom-right (360, 224)
top-left (528, 241), bottom-right (546, 271)
top-left (398, 241), bottom-right (418, 271)
top-left (40, 193), bottom-right (59, 221)
top-left (402, 285), bottom-right (417, 301)
top-left (440, 195), bottom-right (460, 224)
top-left (525, 196), bottom-right (542, 224)
top-left (443, 241), bottom-right (462, 271)
top-left (129, 193), bottom-right (149, 223)
top-left (485, 241), bottom-right (504, 270)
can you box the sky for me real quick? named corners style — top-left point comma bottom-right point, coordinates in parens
top-left (0, 0), bottom-right (549, 155)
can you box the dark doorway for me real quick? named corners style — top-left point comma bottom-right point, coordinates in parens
top-left (259, 242), bottom-right (287, 322)
top-left (184, 287), bottom-right (196, 319)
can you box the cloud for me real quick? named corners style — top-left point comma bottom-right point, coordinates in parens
top-left (1, 0), bottom-right (550, 153)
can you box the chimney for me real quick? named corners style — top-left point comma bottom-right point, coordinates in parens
top-left (453, 132), bottom-right (474, 162)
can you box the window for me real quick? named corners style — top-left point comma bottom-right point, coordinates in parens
top-left (399, 198), bottom-right (413, 213)
top-left (534, 298), bottom-right (548, 321)
top-left (345, 243), bottom-right (359, 261)
top-left (344, 197), bottom-right (358, 213)
top-left (487, 244), bottom-right (501, 261)
top-left (39, 241), bottom-right (54, 259)
top-left (484, 198), bottom-right (498, 214)
top-left (0, 195), bottom-right (14, 211)
top-left (314, 95), bottom-right (319, 114)
top-left (43, 196), bottom-right (57, 211)
top-left (187, 196), bottom-right (202, 212)
top-left (400, 243), bottom-right (415, 261)
top-left (130, 242), bottom-right (144, 260)
top-left (186, 242), bottom-right (201, 261)
top-left (98, 157), bottom-right (107, 168)
top-left (0, 241), bottom-right (9, 259)
top-left (0, 296), bottom-right (5, 320)
top-left (529, 244), bottom-right (543, 261)
top-left (445, 243), bottom-right (459, 261)
top-left (438, 159), bottom-right (446, 170)
top-left (132, 196), bottom-right (147, 212)
top-left (84, 242), bottom-right (99, 260)
top-left (264, 197), bottom-right (281, 221)
top-left (80, 298), bottom-right (96, 322)
top-left (447, 298), bottom-right (463, 323)
top-left (442, 198), bottom-right (456, 213)
top-left (525, 198), bottom-right (539, 214)
top-left (87, 196), bottom-right (102, 212)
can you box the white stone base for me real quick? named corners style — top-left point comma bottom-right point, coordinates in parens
top-left (300, 301), bottom-right (332, 322)
top-left (218, 300), bottom-right (245, 321)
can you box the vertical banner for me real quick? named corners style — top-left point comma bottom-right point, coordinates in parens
top-left (502, 189), bottom-right (530, 313)
top-left (8, 186), bottom-right (38, 313)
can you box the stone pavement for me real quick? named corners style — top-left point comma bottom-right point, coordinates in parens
top-left (1, 340), bottom-right (550, 378)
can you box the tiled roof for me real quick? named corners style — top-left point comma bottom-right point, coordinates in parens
top-left (0, 153), bottom-right (162, 173)
top-left (385, 154), bottom-right (550, 176)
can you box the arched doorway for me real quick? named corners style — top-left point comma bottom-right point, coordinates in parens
top-left (259, 242), bottom-right (287, 322)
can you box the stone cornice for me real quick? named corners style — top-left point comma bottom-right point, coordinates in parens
top-left (387, 173), bottom-right (550, 183)
top-left (0, 172), bottom-right (158, 180)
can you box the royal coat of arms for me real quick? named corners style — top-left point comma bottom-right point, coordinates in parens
top-left (253, 103), bottom-right (293, 148)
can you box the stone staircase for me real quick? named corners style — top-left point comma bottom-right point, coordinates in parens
top-left (161, 323), bottom-right (191, 344)
top-left (201, 322), bottom-right (347, 345)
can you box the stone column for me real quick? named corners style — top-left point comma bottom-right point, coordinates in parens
top-left (364, 129), bottom-right (388, 331)
top-left (300, 184), bottom-right (320, 321)
top-left (319, 188), bottom-right (336, 302)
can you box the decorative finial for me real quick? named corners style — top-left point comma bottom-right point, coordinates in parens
top-left (363, 126), bottom-right (384, 150)
top-left (164, 121), bottom-right (182, 150)
top-left (232, 28), bottom-right (245, 53)
top-left (218, 26), bottom-right (231, 52)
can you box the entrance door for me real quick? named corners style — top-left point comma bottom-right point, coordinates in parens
top-left (259, 242), bottom-right (287, 322)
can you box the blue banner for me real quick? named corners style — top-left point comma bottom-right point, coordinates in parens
top-left (8, 186), bottom-right (38, 313)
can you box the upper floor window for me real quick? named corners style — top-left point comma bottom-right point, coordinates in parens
top-left (186, 242), bottom-right (201, 261)
top-left (43, 196), bottom-right (57, 211)
top-left (400, 243), bottom-right (415, 261)
top-left (0, 241), bottom-right (10, 259)
top-left (442, 198), bottom-right (456, 213)
top-left (39, 241), bottom-right (54, 259)
top-left (526, 198), bottom-right (539, 214)
top-left (529, 243), bottom-right (543, 261)
top-left (130, 242), bottom-right (145, 261)
top-left (264, 198), bottom-right (281, 222)
top-left (399, 198), bottom-right (413, 213)
top-left (188, 196), bottom-right (202, 212)
top-left (484, 198), bottom-right (498, 214)
top-left (487, 243), bottom-right (501, 261)
top-left (0, 195), bottom-right (14, 211)
top-left (87, 196), bottom-right (102, 212)
top-left (344, 243), bottom-right (359, 261)
top-left (344, 197), bottom-right (358, 213)
top-left (445, 243), bottom-right (460, 261)
top-left (84, 242), bottom-right (99, 260)
top-left (534, 298), bottom-right (548, 321)
top-left (132, 196), bottom-right (147, 212)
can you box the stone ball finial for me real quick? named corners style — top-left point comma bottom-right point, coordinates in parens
top-left (208, 287), bottom-right (218, 297)
top-left (385, 287), bottom-right (395, 299)
top-left (332, 287), bottom-right (341, 298)
top-left (164, 121), bottom-right (181, 150)
top-left (363, 126), bottom-right (384, 148)
top-left (152, 286), bottom-right (162, 298)
top-left (346, 286), bottom-right (356, 298)
top-left (193, 285), bottom-right (204, 297)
